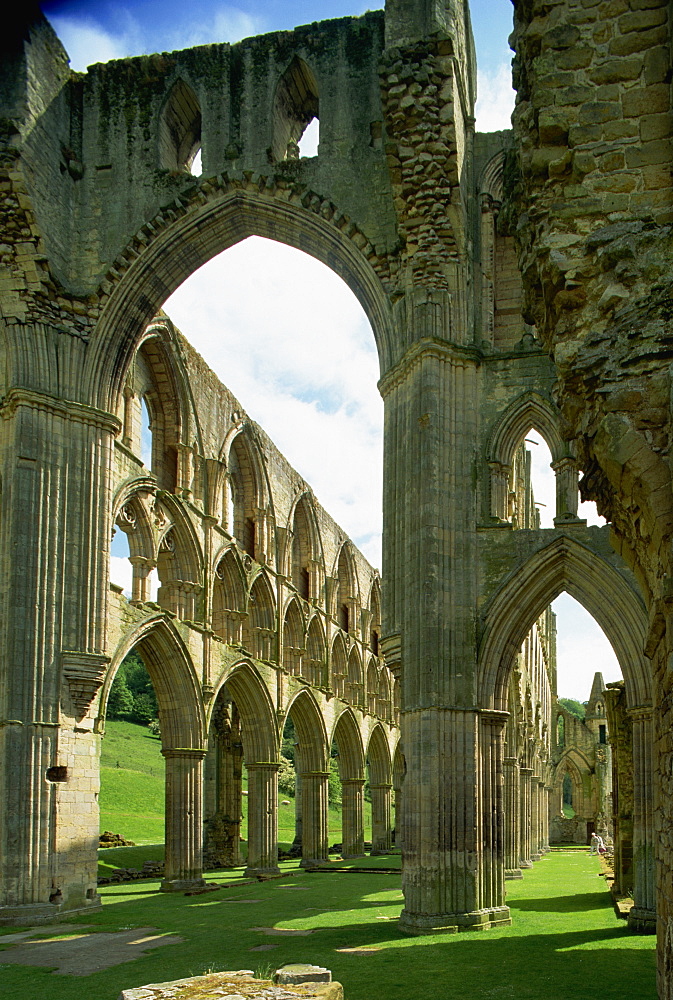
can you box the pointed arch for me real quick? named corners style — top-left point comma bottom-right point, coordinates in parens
top-left (488, 391), bottom-right (566, 468)
top-left (286, 688), bottom-right (328, 773)
top-left (345, 645), bottom-right (363, 706)
top-left (272, 56), bottom-right (319, 163)
top-left (367, 724), bottom-right (392, 787)
top-left (222, 426), bottom-right (271, 561)
top-left (478, 535), bottom-right (651, 712)
top-left (283, 597), bottom-right (305, 676)
top-left (334, 542), bottom-right (360, 633)
top-left (159, 78), bottom-right (202, 172)
top-left (331, 632), bottom-right (347, 699)
top-left (216, 661), bottom-right (278, 763)
top-left (367, 577), bottom-right (381, 654)
top-left (246, 571), bottom-right (276, 661)
top-left (377, 668), bottom-right (391, 721)
top-left (289, 492), bottom-right (324, 601)
top-left (155, 493), bottom-right (203, 620)
top-left (305, 614), bottom-right (326, 687)
top-left (101, 615), bottom-right (205, 749)
top-left (213, 547), bottom-right (247, 644)
top-left (332, 709), bottom-right (365, 781)
top-left (366, 658), bottom-right (378, 715)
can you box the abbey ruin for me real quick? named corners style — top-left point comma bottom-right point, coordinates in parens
top-left (1, 0), bottom-right (672, 993)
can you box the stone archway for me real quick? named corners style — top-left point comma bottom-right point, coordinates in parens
top-left (286, 689), bottom-right (330, 867)
top-left (332, 709), bottom-right (366, 859)
top-left (103, 616), bottom-right (206, 891)
top-left (367, 725), bottom-right (393, 854)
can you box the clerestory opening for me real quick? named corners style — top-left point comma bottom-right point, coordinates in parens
top-left (272, 56), bottom-right (320, 162)
top-left (159, 78), bottom-right (202, 173)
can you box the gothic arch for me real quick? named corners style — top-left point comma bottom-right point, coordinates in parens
top-left (222, 427), bottom-right (270, 559)
top-left (282, 597), bottom-right (305, 675)
top-left (288, 492), bottom-right (324, 600)
top-left (367, 724), bottom-right (392, 786)
top-left (84, 181), bottom-right (393, 413)
top-left (478, 535), bottom-right (651, 712)
top-left (286, 688), bottom-right (328, 773)
top-left (333, 541), bottom-right (360, 632)
top-left (332, 709), bottom-right (365, 781)
top-left (212, 547), bottom-right (247, 643)
top-left (488, 390), bottom-right (567, 468)
top-left (246, 571), bottom-right (276, 661)
top-left (215, 660), bottom-right (278, 763)
top-left (331, 632), bottom-right (348, 699)
top-left (479, 151), bottom-right (505, 202)
top-left (346, 645), bottom-right (363, 706)
top-left (112, 478), bottom-right (157, 563)
top-left (305, 614), bottom-right (326, 687)
top-left (101, 615), bottom-right (204, 749)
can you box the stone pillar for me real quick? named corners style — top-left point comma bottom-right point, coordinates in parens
top-left (341, 779), bottom-right (365, 859)
top-left (552, 456), bottom-right (580, 523)
top-left (489, 462), bottom-right (511, 521)
top-left (0, 390), bottom-right (118, 924)
top-left (605, 683), bottom-right (634, 899)
top-left (300, 770), bottom-right (329, 867)
top-left (629, 708), bottom-right (656, 933)
top-left (370, 783), bottom-right (393, 854)
top-left (244, 763), bottom-right (280, 877)
top-left (503, 757), bottom-right (522, 879)
top-left (291, 766), bottom-right (303, 856)
top-left (519, 767), bottom-right (533, 868)
top-left (162, 749), bottom-right (207, 891)
top-left (203, 708), bottom-right (244, 868)
top-left (543, 784), bottom-right (553, 851)
top-left (480, 712), bottom-right (510, 924)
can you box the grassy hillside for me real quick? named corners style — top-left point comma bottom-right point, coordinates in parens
top-left (100, 720), bottom-right (372, 854)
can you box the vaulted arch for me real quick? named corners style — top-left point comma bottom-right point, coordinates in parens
top-left (85, 184), bottom-right (392, 413)
top-left (367, 724), bottom-right (392, 787)
top-left (216, 661), bottom-right (278, 763)
top-left (101, 615), bottom-right (204, 749)
top-left (332, 709), bottom-right (365, 782)
top-left (478, 535), bottom-right (651, 711)
top-left (286, 688), bottom-right (328, 774)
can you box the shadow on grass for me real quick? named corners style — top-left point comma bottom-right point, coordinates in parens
top-left (509, 891), bottom-right (611, 913)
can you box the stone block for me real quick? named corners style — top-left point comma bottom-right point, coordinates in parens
top-left (622, 84), bottom-right (671, 118)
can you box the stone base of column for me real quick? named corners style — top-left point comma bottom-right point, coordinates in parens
top-left (341, 851), bottom-right (366, 860)
top-left (530, 852), bottom-right (542, 862)
top-left (299, 857), bottom-right (325, 869)
top-left (628, 906), bottom-right (656, 934)
top-left (160, 877), bottom-right (206, 892)
top-left (244, 865), bottom-right (281, 878)
top-left (399, 905), bottom-right (511, 935)
top-left (505, 868), bottom-right (524, 880)
top-left (0, 899), bottom-right (102, 926)
top-left (520, 859), bottom-right (533, 868)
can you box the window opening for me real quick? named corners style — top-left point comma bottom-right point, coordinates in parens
top-left (140, 397), bottom-right (152, 469)
top-left (297, 116), bottom-right (319, 157)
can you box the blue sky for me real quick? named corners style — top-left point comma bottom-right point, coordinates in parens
top-left (47, 0), bottom-right (621, 700)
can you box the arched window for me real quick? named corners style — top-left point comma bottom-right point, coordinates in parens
top-left (335, 544), bottom-right (357, 635)
top-left (213, 550), bottom-right (246, 645)
top-left (369, 579), bottom-right (381, 655)
top-left (228, 434), bottom-right (258, 559)
top-left (272, 57), bottom-right (319, 163)
top-left (305, 616), bottom-right (325, 687)
top-left (331, 634), bottom-right (347, 699)
top-left (159, 79), bottom-right (202, 172)
top-left (291, 496), bottom-right (314, 600)
top-left (246, 573), bottom-right (276, 661)
top-left (283, 599), bottom-right (304, 676)
top-left (556, 714), bottom-right (565, 748)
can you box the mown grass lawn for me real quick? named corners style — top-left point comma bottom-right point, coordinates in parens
top-left (0, 851), bottom-right (656, 1000)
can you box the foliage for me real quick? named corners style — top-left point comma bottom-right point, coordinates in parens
top-left (559, 697), bottom-right (586, 719)
top-left (278, 755), bottom-right (296, 795)
top-left (328, 756), bottom-right (342, 806)
top-left (107, 651), bottom-right (159, 724)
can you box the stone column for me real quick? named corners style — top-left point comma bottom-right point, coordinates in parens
top-left (552, 456), bottom-right (580, 523)
top-left (341, 779), bottom-right (365, 859)
top-left (244, 763), bottom-right (280, 877)
top-left (519, 767), bottom-right (533, 868)
top-left (0, 390), bottom-right (118, 924)
top-left (489, 461), bottom-right (511, 521)
top-left (300, 770), bottom-right (329, 867)
top-left (543, 784), bottom-right (553, 851)
top-left (480, 712), bottom-right (510, 924)
top-left (629, 708), bottom-right (656, 933)
top-left (203, 710), bottom-right (244, 868)
top-left (370, 783), bottom-right (393, 854)
top-left (530, 774), bottom-right (542, 861)
top-left (162, 749), bottom-right (207, 891)
top-left (503, 757), bottom-right (522, 879)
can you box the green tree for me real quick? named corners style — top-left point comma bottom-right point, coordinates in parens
top-left (559, 698), bottom-right (586, 720)
top-left (107, 670), bottom-right (134, 719)
top-left (278, 755), bottom-right (296, 795)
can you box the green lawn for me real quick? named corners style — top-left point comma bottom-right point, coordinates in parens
top-left (100, 720), bottom-right (372, 851)
top-left (0, 851), bottom-right (655, 1000)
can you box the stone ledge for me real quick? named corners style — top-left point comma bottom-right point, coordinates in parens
top-left (119, 970), bottom-right (344, 1000)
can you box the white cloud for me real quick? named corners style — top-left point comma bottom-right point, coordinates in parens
top-left (48, 16), bottom-right (132, 70)
top-left (110, 555), bottom-right (133, 596)
top-left (475, 61), bottom-right (515, 133)
top-left (164, 236), bottom-right (384, 568)
top-left (172, 7), bottom-right (264, 50)
top-left (553, 593), bottom-right (622, 702)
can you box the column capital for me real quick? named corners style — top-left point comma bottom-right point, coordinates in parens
top-left (245, 761), bottom-right (280, 772)
top-left (162, 747), bottom-right (207, 760)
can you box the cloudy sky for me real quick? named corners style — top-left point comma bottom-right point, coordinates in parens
top-left (42, 0), bottom-right (622, 702)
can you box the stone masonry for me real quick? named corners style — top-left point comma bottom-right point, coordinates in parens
top-left (1, 0), bottom-right (670, 994)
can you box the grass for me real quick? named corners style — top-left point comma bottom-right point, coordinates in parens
top-left (0, 852), bottom-right (656, 1000)
top-left (99, 720), bottom-right (372, 854)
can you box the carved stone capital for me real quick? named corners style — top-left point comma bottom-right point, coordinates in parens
top-left (61, 651), bottom-right (111, 720)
